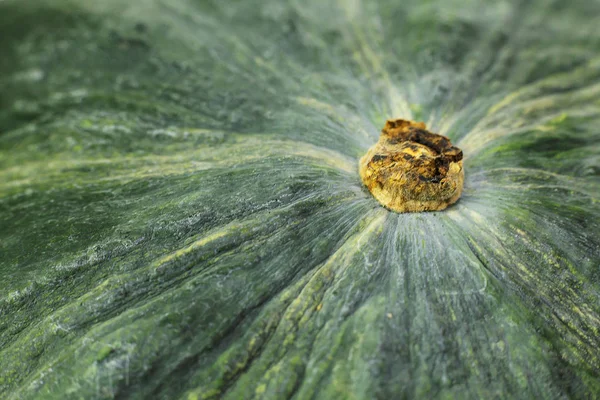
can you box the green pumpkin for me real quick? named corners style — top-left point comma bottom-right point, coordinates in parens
top-left (1, 0), bottom-right (599, 399)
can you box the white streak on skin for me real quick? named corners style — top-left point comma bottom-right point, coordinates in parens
top-left (296, 96), bottom-right (374, 148)
top-left (485, 57), bottom-right (600, 117)
top-left (355, 211), bottom-right (387, 272)
top-left (468, 167), bottom-right (599, 198)
top-left (337, 0), bottom-right (413, 119)
top-left (460, 82), bottom-right (600, 154)
top-left (0, 136), bottom-right (357, 192)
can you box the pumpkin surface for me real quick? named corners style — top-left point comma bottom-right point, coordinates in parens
top-left (1, 0), bottom-right (599, 399)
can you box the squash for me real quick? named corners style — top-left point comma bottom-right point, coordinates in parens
top-left (1, 0), bottom-right (599, 399)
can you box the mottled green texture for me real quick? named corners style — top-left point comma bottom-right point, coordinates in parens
top-left (1, 0), bottom-right (599, 399)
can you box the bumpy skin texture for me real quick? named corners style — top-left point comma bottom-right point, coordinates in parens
top-left (1, 1), bottom-right (600, 400)
top-left (360, 119), bottom-right (464, 212)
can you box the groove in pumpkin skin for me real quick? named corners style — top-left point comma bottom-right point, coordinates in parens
top-left (0, 179), bottom-right (365, 398)
top-left (0, 135), bottom-right (356, 195)
top-left (184, 211), bottom-right (386, 399)
top-left (447, 205), bottom-right (600, 379)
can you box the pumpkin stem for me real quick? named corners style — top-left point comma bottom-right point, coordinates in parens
top-left (359, 119), bottom-right (464, 212)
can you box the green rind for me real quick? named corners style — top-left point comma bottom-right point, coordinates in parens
top-left (1, 0), bottom-right (599, 399)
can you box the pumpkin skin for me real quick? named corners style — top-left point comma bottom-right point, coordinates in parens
top-left (1, 0), bottom-right (599, 399)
